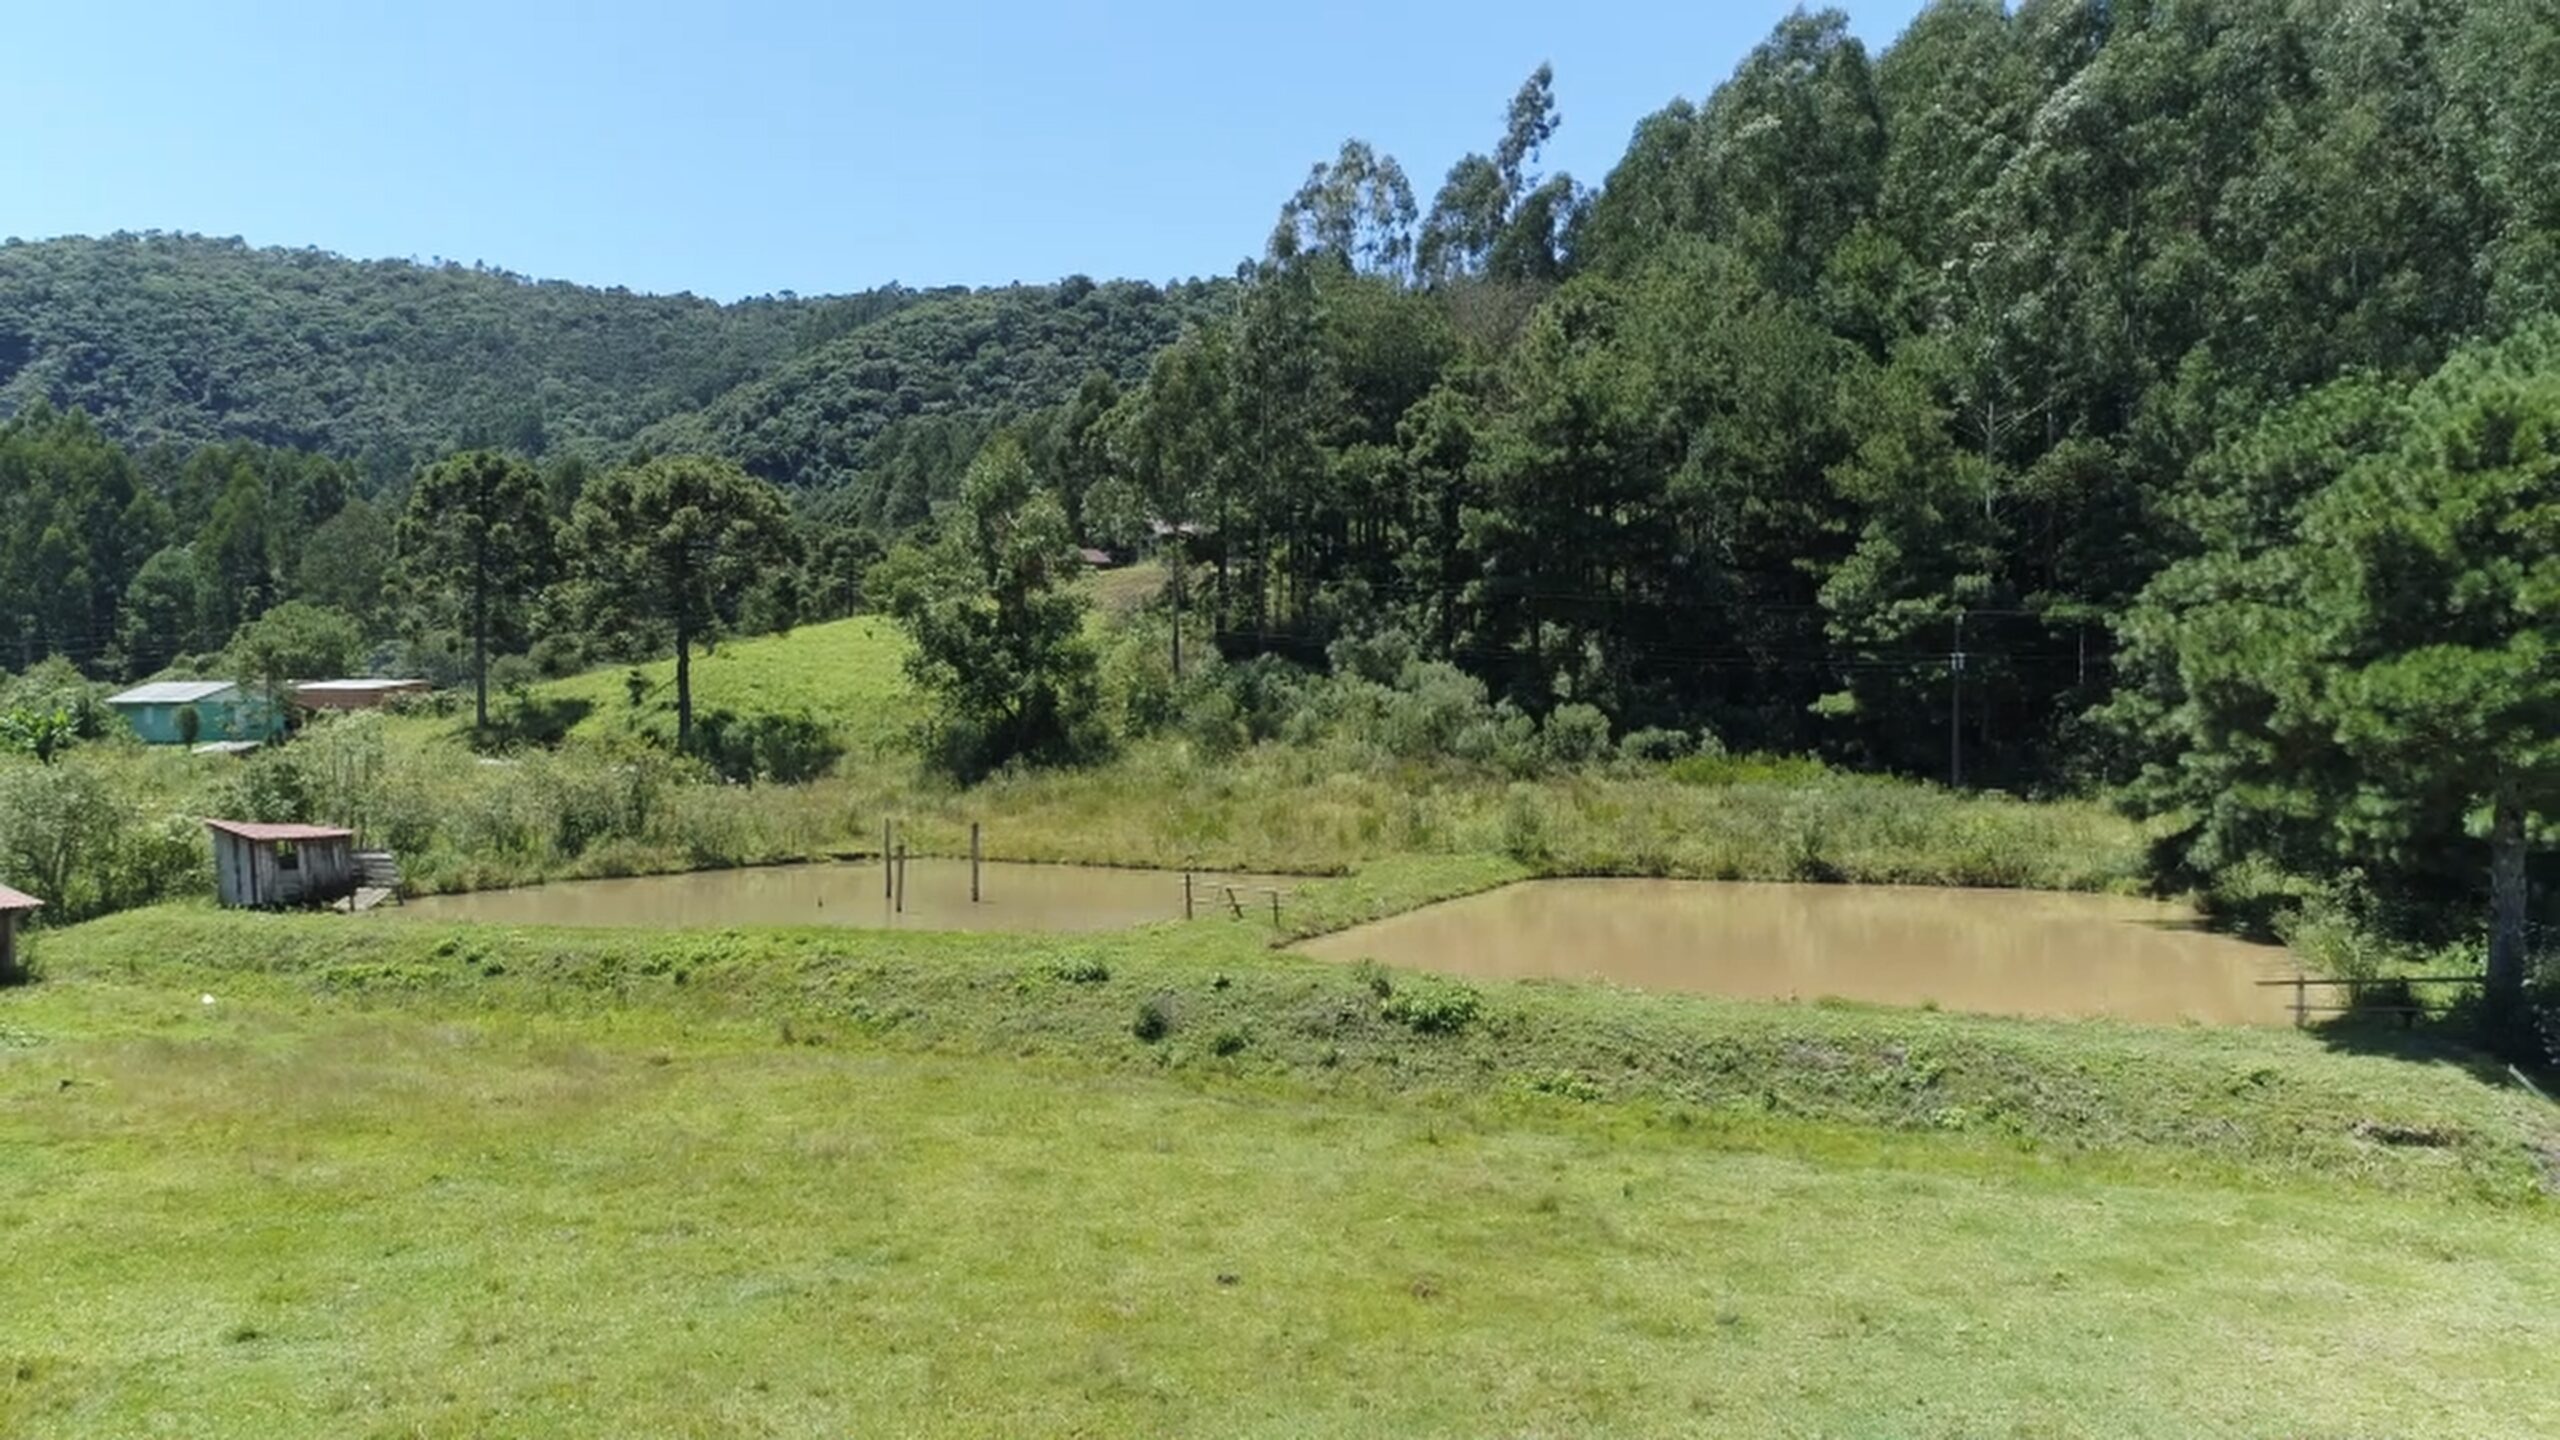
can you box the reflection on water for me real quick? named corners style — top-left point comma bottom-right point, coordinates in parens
top-left (403, 859), bottom-right (1292, 935)
top-left (1295, 879), bottom-right (2296, 1025)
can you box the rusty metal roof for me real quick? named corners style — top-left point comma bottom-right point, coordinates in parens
top-left (203, 819), bottom-right (354, 843)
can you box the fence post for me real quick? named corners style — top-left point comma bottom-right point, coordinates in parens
top-left (971, 822), bottom-right (982, 904)
top-left (1268, 888), bottom-right (1280, 927)
top-left (1183, 871), bottom-right (1194, 921)
top-left (883, 819), bottom-right (894, 899)
top-left (2294, 970), bottom-right (2307, 1029)
top-left (894, 843), bottom-right (907, 914)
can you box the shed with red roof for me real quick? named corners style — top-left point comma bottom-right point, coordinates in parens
top-left (206, 819), bottom-right (358, 909)
top-left (0, 884), bottom-right (39, 983)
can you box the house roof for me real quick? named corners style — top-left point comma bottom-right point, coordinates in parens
top-left (293, 679), bottom-right (429, 695)
top-left (107, 680), bottom-right (240, 706)
top-left (0, 884), bottom-right (40, 913)
top-left (203, 819), bottom-right (354, 844)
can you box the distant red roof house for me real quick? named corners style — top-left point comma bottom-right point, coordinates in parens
top-left (293, 679), bottom-right (432, 712)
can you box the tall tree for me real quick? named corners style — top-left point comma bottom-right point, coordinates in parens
top-left (228, 600), bottom-right (366, 727)
top-left (2117, 324), bottom-right (2560, 1047)
top-left (1278, 140), bottom-right (1420, 281)
top-left (396, 451), bottom-right (555, 731)
top-left (566, 455), bottom-right (799, 751)
top-left (1420, 64), bottom-right (1580, 286)
top-left (872, 437), bottom-right (1101, 778)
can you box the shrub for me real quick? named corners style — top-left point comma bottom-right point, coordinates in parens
top-left (1133, 994), bottom-right (1175, 1043)
top-left (1047, 953), bottom-right (1111, 984)
top-left (0, 758), bottom-right (201, 921)
top-left (1518, 1068), bottom-right (1605, 1102)
top-left (1098, 618), bottom-right (1182, 739)
top-left (0, 659), bottom-right (111, 740)
top-left (1537, 703), bottom-right (1611, 768)
top-left (686, 709), bottom-right (844, 785)
top-left (1667, 750), bottom-right (1827, 787)
top-left (1499, 784), bottom-right (1551, 865)
top-left (1375, 661), bottom-right (1490, 760)
top-left (0, 707), bottom-right (78, 764)
top-left (1616, 726), bottom-right (1696, 764)
top-left (1382, 981), bottom-right (1482, 1035)
top-left (1451, 702), bottom-right (1539, 775)
top-left (1209, 1026), bottom-right (1249, 1057)
top-left (1327, 628), bottom-right (1417, 686)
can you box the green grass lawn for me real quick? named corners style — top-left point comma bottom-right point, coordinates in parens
top-left (5, 907), bottom-right (2555, 1436)
top-left (535, 614), bottom-right (918, 755)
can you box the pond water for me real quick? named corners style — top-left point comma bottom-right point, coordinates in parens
top-left (1295, 879), bottom-right (2297, 1025)
top-left (402, 859), bottom-right (1296, 935)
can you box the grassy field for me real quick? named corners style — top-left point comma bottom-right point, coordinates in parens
top-left (4, 907), bottom-right (2556, 1436)
top-left (72, 611), bottom-right (2134, 902)
top-left (523, 614), bottom-right (920, 757)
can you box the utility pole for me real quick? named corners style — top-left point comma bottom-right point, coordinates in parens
top-left (1949, 608), bottom-right (1967, 789)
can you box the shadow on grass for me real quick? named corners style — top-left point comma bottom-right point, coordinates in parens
top-left (467, 696), bottom-right (595, 752)
top-left (2308, 992), bottom-right (2552, 1095)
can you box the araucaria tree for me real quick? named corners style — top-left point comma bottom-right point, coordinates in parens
top-left (2117, 324), bottom-right (2560, 1048)
top-left (397, 451), bottom-right (555, 731)
top-left (873, 437), bottom-right (1101, 779)
top-left (566, 455), bottom-right (798, 751)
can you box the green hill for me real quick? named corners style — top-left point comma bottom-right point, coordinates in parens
top-left (0, 233), bottom-right (822, 474)
top-left (634, 276), bottom-right (1232, 496)
top-left (0, 235), bottom-right (1224, 494)
top-left (535, 614), bottom-right (917, 756)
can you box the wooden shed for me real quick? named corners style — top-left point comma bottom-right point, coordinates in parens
top-left (206, 820), bottom-right (358, 909)
top-left (0, 884), bottom-right (39, 983)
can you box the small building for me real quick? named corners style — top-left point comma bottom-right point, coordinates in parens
top-left (0, 884), bottom-right (39, 983)
top-left (105, 681), bottom-right (283, 746)
top-left (1077, 547), bottom-right (1118, 569)
top-left (294, 679), bottom-right (432, 714)
top-left (206, 820), bottom-right (358, 909)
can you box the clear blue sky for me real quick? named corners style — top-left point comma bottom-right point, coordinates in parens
top-left (8, 1), bottom-right (1928, 301)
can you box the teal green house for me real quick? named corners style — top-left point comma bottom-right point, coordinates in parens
top-left (104, 681), bottom-right (283, 747)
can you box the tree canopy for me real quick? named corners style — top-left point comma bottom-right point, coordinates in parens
top-left (565, 456), bottom-right (799, 750)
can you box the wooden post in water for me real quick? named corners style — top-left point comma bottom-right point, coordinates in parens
top-left (1225, 885), bottom-right (1244, 920)
top-left (883, 819), bottom-right (894, 898)
top-left (970, 822), bottom-right (982, 903)
top-left (1183, 872), bottom-right (1194, 921)
top-left (1266, 888), bottom-right (1281, 927)
top-left (894, 843), bottom-right (907, 914)
top-left (2294, 970), bottom-right (2308, 1029)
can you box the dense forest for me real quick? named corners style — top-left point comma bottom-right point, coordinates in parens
top-left (5, 0), bottom-right (2559, 1015)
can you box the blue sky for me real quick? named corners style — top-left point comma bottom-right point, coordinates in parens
top-left (7, 1), bottom-right (1929, 301)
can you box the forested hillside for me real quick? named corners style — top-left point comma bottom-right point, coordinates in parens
top-left (634, 276), bottom-right (1235, 523)
top-left (0, 234), bottom-right (825, 474)
top-left (0, 235), bottom-right (1223, 493)
top-left (1079, 0), bottom-right (2558, 788)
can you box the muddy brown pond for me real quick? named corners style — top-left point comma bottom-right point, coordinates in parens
top-left (1296, 880), bottom-right (2297, 1025)
top-left (402, 860), bottom-right (1295, 935)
